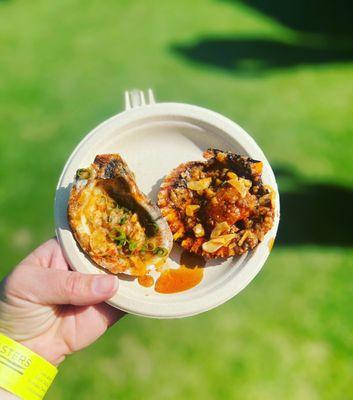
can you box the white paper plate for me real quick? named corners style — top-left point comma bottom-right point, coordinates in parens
top-left (54, 91), bottom-right (280, 319)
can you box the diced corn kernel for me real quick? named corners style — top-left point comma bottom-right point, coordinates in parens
top-left (164, 210), bottom-right (176, 220)
top-left (204, 188), bottom-right (216, 198)
top-left (186, 204), bottom-right (200, 217)
top-left (240, 177), bottom-right (252, 189)
top-left (193, 223), bottom-right (205, 237)
top-left (181, 239), bottom-right (189, 247)
top-left (264, 185), bottom-right (276, 208)
top-left (251, 161), bottom-right (263, 175)
top-left (187, 177), bottom-right (212, 191)
top-left (227, 171), bottom-right (238, 179)
top-left (173, 230), bottom-right (184, 240)
top-left (211, 197), bottom-right (218, 205)
top-left (216, 152), bottom-right (227, 162)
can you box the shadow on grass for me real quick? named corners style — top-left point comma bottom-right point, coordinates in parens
top-left (275, 166), bottom-right (353, 247)
top-left (173, 38), bottom-right (353, 75)
top-left (226, 0), bottom-right (353, 38)
top-left (172, 0), bottom-right (353, 74)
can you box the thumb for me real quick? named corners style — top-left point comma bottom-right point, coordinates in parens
top-left (6, 265), bottom-right (118, 306)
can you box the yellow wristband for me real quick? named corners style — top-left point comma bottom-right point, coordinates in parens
top-left (0, 333), bottom-right (58, 400)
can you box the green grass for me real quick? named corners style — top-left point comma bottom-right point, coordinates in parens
top-left (0, 1), bottom-right (353, 399)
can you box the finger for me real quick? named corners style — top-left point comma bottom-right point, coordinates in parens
top-left (57, 304), bottom-right (126, 352)
top-left (8, 265), bottom-right (118, 306)
top-left (19, 238), bottom-right (69, 270)
top-left (93, 302), bottom-right (126, 328)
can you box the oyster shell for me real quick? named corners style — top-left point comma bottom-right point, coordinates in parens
top-left (68, 154), bottom-right (173, 276)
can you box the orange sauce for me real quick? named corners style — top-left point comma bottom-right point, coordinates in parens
top-left (155, 265), bottom-right (204, 294)
top-left (138, 275), bottom-right (154, 288)
top-left (268, 237), bottom-right (275, 251)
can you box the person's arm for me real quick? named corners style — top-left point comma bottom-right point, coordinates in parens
top-left (0, 239), bottom-right (124, 396)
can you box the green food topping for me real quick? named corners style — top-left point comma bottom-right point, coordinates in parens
top-left (152, 222), bottom-right (159, 234)
top-left (140, 242), bottom-right (157, 253)
top-left (119, 215), bottom-right (128, 225)
top-left (109, 229), bottom-right (127, 247)
top-left (146, 242), bottom-right (156, 251)
top-left (128, 242), bottom-right (137, 252)
top-left (140, 243), bottom-right (148, 253)
top-left (76, 168), bottom-right (91, 180)
top-left (153, 247), bottom-right (168, 257)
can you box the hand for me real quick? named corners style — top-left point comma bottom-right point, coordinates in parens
top-left (0, 239), bottom-right (124, 366)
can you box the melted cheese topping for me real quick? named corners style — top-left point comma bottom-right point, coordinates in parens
top-left (71, 183), bottom-right (165, 276)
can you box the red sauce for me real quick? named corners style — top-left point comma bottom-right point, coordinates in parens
top-left (206, 187), bottom-right (254, 226)
top-left (138, 275), bottom-right (154, 288)
top-left (155, 265), bottom-right (204, 294)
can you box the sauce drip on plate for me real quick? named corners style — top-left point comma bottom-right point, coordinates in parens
top-left (137, 250), bottom-right (205, 293)
top-left (268, 237), bottom-right (275, 251)
top-left (137, 275), bottom-right (154, 288)
top-left (155, 265), bottom-right (203, 294)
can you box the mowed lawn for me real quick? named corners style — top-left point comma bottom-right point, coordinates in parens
top-left (1, 1), bottom-right (353, 399)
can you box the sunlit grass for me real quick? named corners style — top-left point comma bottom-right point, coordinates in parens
top-left (0, 1), bottom-right (352, 399)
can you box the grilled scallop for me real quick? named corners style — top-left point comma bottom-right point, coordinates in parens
top-left (68, 154), bottom-right (173, 276)
top-left (158, 149), bottom-right (275, 259)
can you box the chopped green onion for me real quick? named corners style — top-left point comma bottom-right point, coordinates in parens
top-left (115, 237), bottom-right (127, 247)
top-left (146, 242), bottom-right (156, 251)
top-left (76, 168), bottom-right (91, 180)
top-left (153, 247), bottom-right (168, 257)
top-left (109, 229), bottom-right (127, 247)
top-left (119, 215), bottom-right (128, 225)
top-left (152, 222), bottom-right (159, 233)
top-left (128, 242), bottom-right (137, 252)
top-left (140, 242), bottom-right (156, 252)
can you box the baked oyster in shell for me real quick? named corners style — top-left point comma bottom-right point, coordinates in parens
top-left (68, 154), bottom-right (173, 276)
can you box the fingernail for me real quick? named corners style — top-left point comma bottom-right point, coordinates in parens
top-left (92, 275), bottom-right (118, 295)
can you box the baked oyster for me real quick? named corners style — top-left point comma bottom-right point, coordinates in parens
top-left (68, 154), bottom-right (173, 276)
top-left (158, 149), bottom-right (275, 259)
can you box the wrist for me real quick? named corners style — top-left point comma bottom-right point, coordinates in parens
top-left (20, 332), bottom-right (67, 367)
top-left (0, 333), bottom-right (58, 400)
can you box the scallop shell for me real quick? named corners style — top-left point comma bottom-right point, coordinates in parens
top-left (158, 149), bottom-right (275, 259)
